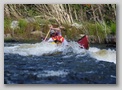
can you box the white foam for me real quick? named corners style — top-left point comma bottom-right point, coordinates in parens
top-left (4, 41), bottom-right (86, 56)
top-left (4, 42), bottom-right (62, 56)
top-left (110, 75), bottom-right (116, 78)
top-left (4, 42), bottom-right (116, 64)
top-left (89, 47), bottom-right (116, 64)
top-left (37, 70), bottom-right (68, 77)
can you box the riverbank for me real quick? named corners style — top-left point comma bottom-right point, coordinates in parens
top-left (4, 38), bottom-right (42, 43)
top-left (4, 17), bottom-right (116, 44)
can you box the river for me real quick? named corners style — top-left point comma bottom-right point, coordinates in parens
top-left (4, 42), bottom-right (116, 84)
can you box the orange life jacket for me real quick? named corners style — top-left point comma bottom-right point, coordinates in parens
top-left (52, 36), bottom-right (64, 43)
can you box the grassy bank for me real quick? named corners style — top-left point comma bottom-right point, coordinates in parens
top-left (4, 18), bottom-right (116, 44)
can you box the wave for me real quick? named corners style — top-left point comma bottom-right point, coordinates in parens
top-left (4, 42), bottom-right (116, 64)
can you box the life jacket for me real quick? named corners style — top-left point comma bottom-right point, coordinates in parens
top-left (52, 36), bottom-right (64, 43)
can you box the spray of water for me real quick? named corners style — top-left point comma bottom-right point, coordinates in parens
top-left (88, 47), bottom-right (116, 64)
top-left (4, 42), bottom-right (116, 63)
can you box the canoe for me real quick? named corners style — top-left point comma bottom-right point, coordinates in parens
top-left (49, 35), bottom-right (89, 49)
top-left (77, 35), bottom-right (89, 49)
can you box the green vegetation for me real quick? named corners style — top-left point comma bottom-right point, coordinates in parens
top-left (4, 18), bottom-right (12, 34)
top-left (110, 22), bottom-right (116, 35)
top-left (4, 4), bottom-right (116, 43)
top-left (18, 19), bottom-right (28, 31)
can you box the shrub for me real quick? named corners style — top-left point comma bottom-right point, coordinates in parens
top-left (18, 19), bottom-right (28, 31)
top-left (110, 22), bottom-right (116, 35)
top-left (4, 18), bottom-right (12, 33)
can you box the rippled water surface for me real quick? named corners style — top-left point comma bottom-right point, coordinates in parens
top-left (4, 42), bottom-right (116, 84)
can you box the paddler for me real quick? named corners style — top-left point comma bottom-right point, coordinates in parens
top-left (47, 24), bottom-right (69, 46)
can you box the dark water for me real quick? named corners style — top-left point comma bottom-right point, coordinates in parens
top-left (4, 43), bottom-right (116, 84)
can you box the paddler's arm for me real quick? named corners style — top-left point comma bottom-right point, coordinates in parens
top-left (47, 38), bottom-right (53, 42)
top-left (49, 25), bottom-right (64, 32)
top-left (50, 27), bottom-right (61, 32)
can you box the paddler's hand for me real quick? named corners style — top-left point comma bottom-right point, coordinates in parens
top-left (49, 25), bottom-right (53, 29)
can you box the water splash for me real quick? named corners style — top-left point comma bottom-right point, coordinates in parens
top-left (4, 41), bottom-right (86, 56)
top-left (89, 47), bottom-right (116, 64)
top-left (4, 42), bottom-right (116, 64)
top-left (4, 42), bottom-right (59, 56)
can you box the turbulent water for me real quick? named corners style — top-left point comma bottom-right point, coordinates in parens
top-left (4, 42), bottom-right (116, 84)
